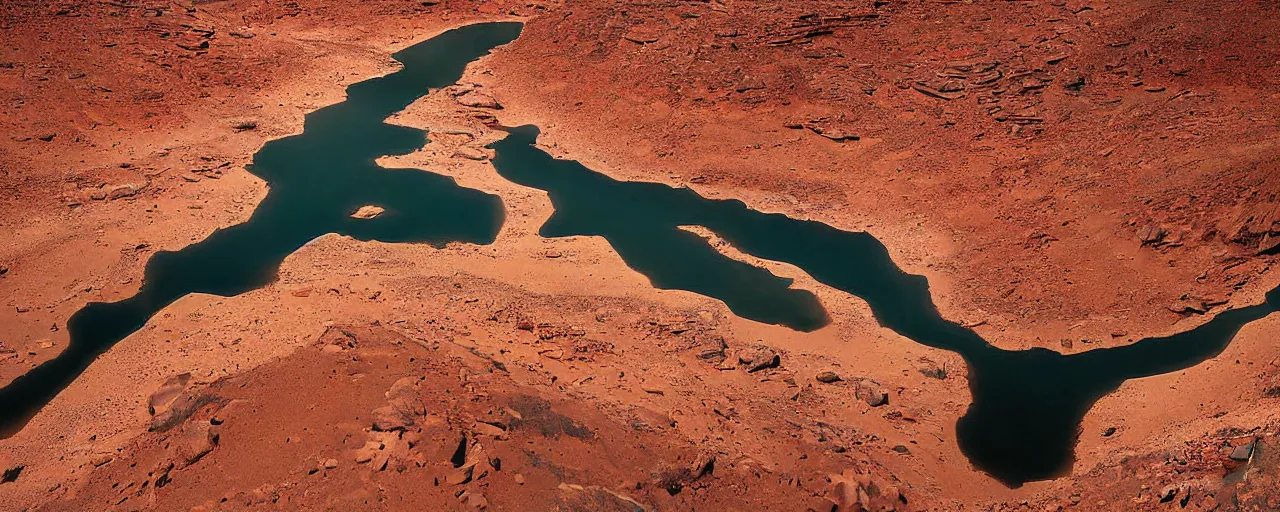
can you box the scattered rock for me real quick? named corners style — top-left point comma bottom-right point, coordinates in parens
top-left (474, 421), bottom-right (506, 438)
top-left (918, 359), bottom-right (947, 380)
top-left (696, 337), bottom-right (728, 365)
top-left (176, 40), bottom-right (210, 51)
top-left (446, 464), bottom-right (475, 485)
top-left (1102, 426), bottom-right (1117, 437)
top-left (148, 372), bottom-right (192, 416)
top-left (622, 26), bottom-right (661, 44)
top-left (371, 405), bottom-right (413, 432)
top-left (807, 124), bottom-right (859, 142)
top-left (891, 444), bottom-right (910, 454)
top-left (1138, 223), bottom-right (1166, 245)
top-left (855, 380), bottom-right (889, 407)
top-left (640, 383), bottom-right (665, 395)
top-left (36, 133), bottom-right (56, 142)
top-left (322, 458), bottom-right (338, 470)
top-left (353, 440), bottom-right (382, 463)
top-left (231, 120), bottom-right (258, 131)
top-left (513, 473), bottom-right (525, 485)
top-left (1158, 484), bottom-right (1178, 503)
top-left (174, 424), bottom-right (219, 468)
top-left (350, 205), bottom-right (385, 219)
top-left (1229, 440), bottom-right (1255, 461)
top-left (108, 182), bottom-right (148, 200)
top-left (738, 346), bottom-right (780, 373)
top-left (462, 491), bottom-right (488, 509)
top-left (735, 77), bottom-right (766, 93)
top-left (1, 465), bottom-right (22, 483)
top-left (456, 91), bottom-right (502, 109)
top-left (0, 264), bottom-right (7, 276)
top-left (453, 147), bottom-right (488, 161)
top-left (827, 468), bottom-right (906, 511)
top-left (816, 371), bottom-right (842, 383)
top-left (912, 81), bottom-right (966, 100)
top-left (1167, 298), bottom-right (1207, 315)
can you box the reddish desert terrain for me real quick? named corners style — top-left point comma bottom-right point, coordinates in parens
top-left (1, 1), bottom-right (1279, 510)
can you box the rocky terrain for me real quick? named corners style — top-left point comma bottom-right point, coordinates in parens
top-left (1, 0), bottom-right (1278, 510)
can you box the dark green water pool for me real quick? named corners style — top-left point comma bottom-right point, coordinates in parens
top-left (2, 21), bottom-right (1276, 488)
top-left (0, 22), bottom-right (522, 437)
top-left (486, 125), bottom-right (1280, 486)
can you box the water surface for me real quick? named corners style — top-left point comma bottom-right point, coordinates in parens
top-left (488, 125), bottom-right (1280, 486)
top-left (3, 21), bottom-right (1275, 488)
top-left (0, 22), bottom-right (524, 438)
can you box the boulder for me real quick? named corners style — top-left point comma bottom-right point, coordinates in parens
top-left (350, 205), bottom-right (385, 219)
top-left (1229, 440), bottom-right (1255, 461)
top-left (855, 380), bottom-right (889, 407)
top-left (738, 346), bottom-right (780, 373)
top-left (148, 373), bottom-right (192, 416)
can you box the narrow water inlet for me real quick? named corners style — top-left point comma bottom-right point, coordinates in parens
top-left (486, 124), bottom-right (1280, 486)
top-left (0, 21), bottom-right (524, 439)
top-left (1, 21), bottom-right (1276, 489)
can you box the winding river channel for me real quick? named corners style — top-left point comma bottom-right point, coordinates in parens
top-left (1, 21), bottom-right (1275, 487)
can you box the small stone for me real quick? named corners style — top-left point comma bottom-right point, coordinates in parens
top-left (36, 133), bottom-right (56, 142)
top-left (514, 473), bottom-right (525, 485)
top-left (1102, 426), bottom-right (1117, 437)
top-left (1158, 484), bottom-right (1177, 503)
top-left (640, 383), bottom-right (665, 395)
top-left (891, 445), bottom-right (910, 454)
top-left (323, 458), bottom-right (338, 469)
top-left (815, 371), bottom-right (842, 383)
top-left (350, 205), bottom-right (385, 219)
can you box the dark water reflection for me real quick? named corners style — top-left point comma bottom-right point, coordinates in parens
top-left (0, 22), bottom-right (524, 438)
top-left (488, 125), bottom-right (1280, 486)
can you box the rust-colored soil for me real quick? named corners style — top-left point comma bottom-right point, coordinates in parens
top-left (2, 1), bottom-right (1279, 510)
